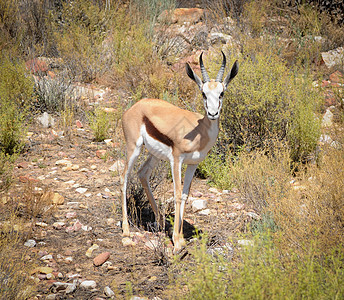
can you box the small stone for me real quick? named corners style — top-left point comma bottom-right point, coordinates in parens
top-left (192, 191), bottom-right (203, 197)
top-left (90, 165), bottom-right (97, 170)
top-left (64, 256), bottom-right (73, 263)
top-left (53, 221), bottom-right (65, 229)
top-left (71, 164), bottom-right (80, 171)
top-left (66, 212), bottom-right (77, 219)
top-left (96, 150), bottom-right (107, 159)
top-left (76, 120), bottom-right (83, 128)
top-left (93, 252), bottom-right (111, 266)
top-left (85, 244), bottom-right (99, 257)
top-left (104, 286), bottom-right (115, 297)
top-left (55, 159), bottom-right (71, 166)
top-left (246, 212), bottom-right (260, 220)
top-left (76, 187), bottom-right (88, 194)
top-left (322, 108), bottom-right (333, 127)
top-left (46, 294), bottom-right (57, 300)
top-left (80, 280), bottom-right (97, 289)
top-left (24, 239), bottom-right (36, 248)
top-left (38, 112), bottom-right (55, 128)
top-left (238, 239), bottom-right (254, 246)
top-left (46, 273), bottom-right (55, 280)
top-left (41, 254), bottom-right (53, 261)
top-left (122, 237), bottom-right (136, 247)
top-left (66, 220), bottom-right (83, 232)
top-left (109, 159), bottom-right (125, 174)
top-left (191, 199), bottom-right (207, 212)
top-left (66, 280), bottom-right (78, 294)
top-left (35, 222), bottom-right (48, 227)
top-left (198, 209), bottom-right (211, 215)
top-left (51, 192), bottom-right (65, 205)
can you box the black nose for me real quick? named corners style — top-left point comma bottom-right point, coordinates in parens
top-left (208, 112), bottom-right (218, 117)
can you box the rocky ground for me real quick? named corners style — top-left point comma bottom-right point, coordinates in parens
top-left (4, 5), bottom-right (343, 299)
top-left (8, 84), bottom-right (259, 300)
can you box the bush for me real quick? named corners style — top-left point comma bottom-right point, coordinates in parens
top-left (0, 55), bottom-right (31, 155)
top-left (169, 233), bottom-right (344, 300)
top-left (217, 51), bottom-right (320, 162)
top-left (0, 231), bottom-right (35, 300)
top-left (88, 107), bottom-right (111, 142)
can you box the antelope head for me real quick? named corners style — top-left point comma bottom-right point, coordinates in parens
top-left (186, 52), bottom-right (238, 120)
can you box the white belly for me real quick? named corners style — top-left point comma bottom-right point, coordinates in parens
top-left (141, 125), bottom-right (172, 161)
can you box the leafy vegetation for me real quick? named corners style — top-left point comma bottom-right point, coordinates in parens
top-left (0, 0), bottom-right (343, 298)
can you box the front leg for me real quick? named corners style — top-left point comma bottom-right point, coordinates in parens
top-left (181, 164), bottom-right (198, 222)
top-left (171, 156), bottom-right (185, 253)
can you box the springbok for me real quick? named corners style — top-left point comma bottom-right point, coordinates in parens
top-left (121, 52), bottom-right (238, 252)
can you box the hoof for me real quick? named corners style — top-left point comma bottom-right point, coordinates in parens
top-left (122, 221), bottom-right (130, 237)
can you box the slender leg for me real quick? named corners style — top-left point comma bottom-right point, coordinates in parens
top-left (138, 155), bottom-right (164, 228)
top-left (121, 138), bottom-right (142, 236)
top-left (171, 156), bottom-right (185, 252)
top-left (180, 164), bottom-right (198, 222)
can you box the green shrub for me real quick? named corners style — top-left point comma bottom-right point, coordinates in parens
top-left (218, 51), bottom-right (320, 162)
top-left (169, 233), bottom-right (344, 300)
top-left (88, 107), bottom-right (111, 142)
top-left (0, 55), bottom-right (30, 155)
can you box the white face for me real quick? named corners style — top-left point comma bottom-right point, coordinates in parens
top-left (202, 81), bottom-right (224, 120)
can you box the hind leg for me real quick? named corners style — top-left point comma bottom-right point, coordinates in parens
top-left (121, 137), bottom-right (142, 236)
top-left (138, 155), bottom-right (164, 229)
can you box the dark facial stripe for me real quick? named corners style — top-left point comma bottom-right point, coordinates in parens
top-left (143, 116), bottom-right (174, 147)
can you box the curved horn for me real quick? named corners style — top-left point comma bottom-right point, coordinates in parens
top-left (199, 52), bottom-right (210, 83)
top-left (215, 51), bottom-right (226, 82)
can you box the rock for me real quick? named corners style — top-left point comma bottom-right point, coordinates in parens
top-left (51, 192), bottom-right (64, 205)
top-left (96, 149), bottom-right (107, 159)
top-left (321, 47), bottom-right (344, 69)
top-left (55, 159), bottom-right (71, 166)
top-left (198, 209), bottom-right (211, 215)
top-left (130, 296), bottom-right (149, 300)
top-left (85, 244), bottom-right (99, 258)
top-left (46, 294), bottom-right (57, 300)
top-left (24, 239), bottom-right (36, 248)
top-left (80, 280), bottom-right (97, 289)
top-left (31, 266), bottom-right (54, 275)
top-left (192, 191), bottom-right (203, 197)
top-left (76, 120), bottom-right (83, 128)
top-left (36, 222), bottom-right (48, 227)
top-left (46, 273), bottom-right (55, 280)
top-left (109, 159), bottom-right (125, 174)
top-left (66, 280), bottom-right (78, 294)
top-left (76, 187), bottom-right (88, 194)
top-left (41, 254), bottom-right (53, 261)
top-left (104, 286), bottom-right (115, 297)
top-left (238, 239), bottom-right (254, 246)
top-left (208, 187), bottom-right (221, 194)
top-left (93, 252), bottom-right (111, 266)
top-left (122, 237), bottom-right (136, 247)
top-left (191, 199), bottom-right (207, 212)
top-left (66, 220), bottom-right (83, 233)
top-left (66, 212), bottom-right (77, 219)
top-left (53, 221), bottom-right (65, 229)
top-left (246, 212), bottom-right (260, 220)
top-left (52, 280), bottom-right (77, 293)
top-left (322, 108), bottom-right (334, 127)
top-left (38, 112), bottom-right (55, 128)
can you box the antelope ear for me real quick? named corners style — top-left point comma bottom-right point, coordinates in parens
top-left (223, 60), bottom-right (239, 89)
top-left (186, 63), bottom-right (203, 90)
